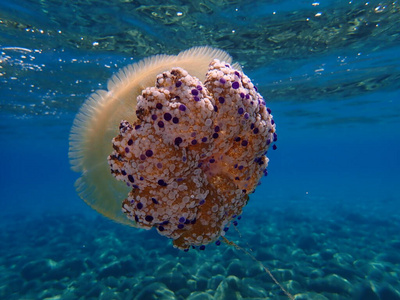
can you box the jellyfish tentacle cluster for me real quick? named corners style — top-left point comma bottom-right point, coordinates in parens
top-left (108, 59), bottom-right (276, 250)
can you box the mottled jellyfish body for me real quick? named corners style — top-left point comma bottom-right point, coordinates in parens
top-left (69, 46), bottom-right (276, 250)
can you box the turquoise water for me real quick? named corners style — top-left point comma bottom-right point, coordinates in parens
top-left (1, 0), bottom-right (400, 299)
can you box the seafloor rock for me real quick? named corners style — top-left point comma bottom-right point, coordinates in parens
top-left (214, 276), bottom-right (241, 300)
top-left (186, 291), bottom-right (213, 300)
top-left (333, 253), bottom-right (354, 268)
top-left (134, 282), bottom-right (177, 300)
top-left (353, 283), bottom-right (380, 300)
top-left (273, 268), bottom-right (294, 282)
top-left (210, 263), bottom-right (226, 276)
top-left (227, 259), bottom-right (247, 278)
top-left (354, 260), bottom-right (385, 281)
top-left (379, 286), bottom-right (400, 300)
top-left (319, 248), bottom-right (336, 260)
top-left (99, 286), bottom-right (122, 300)
top-left (376, 251), bottom-right (400, 264)
top-left (21, 259), bottom-right (57, 281)
top-left (309, 274), bottom-right (352, 294)
top-left (256, 248), bottom-right (276, 261)
top-left (296, 234), bottom-right (319, 253)
top-left (176, 288), bottom-right (191, 299)
top-left (97, 259), bottom-right (135, 279)
top-left (157, 262), bottom-right (189, 291)
top-left (240, 278), bottom-right (268, 298)
top-left (294, 292), bottom-right (330, 300)
top-left (207, 274), bottom-right (225, 290)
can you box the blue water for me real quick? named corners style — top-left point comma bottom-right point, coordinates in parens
top-left (1, 0), bottom-right (400, 299)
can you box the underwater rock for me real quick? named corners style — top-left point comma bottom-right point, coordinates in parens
top-left (379, 286), bottom-right (400, 300)
top-left (296, 234), bottom-right (319, 253)
top-left (227, 259), bottom-right (247, 278)
top-left (240, 278), bottom-right (268, 298)
top-left (274, 268), bottom-right (294, 282)
top-left (354, 283), bottom-right (380, 300)
top-left (214, 275), bottom-right (241, 300)
top-left (134, 282), bottom-right (176, 300)
top-left (207, 274), bottom-right (225, 290)
top-left (97, 259), bottom-right (135, 279)
top-left (158, 263), bottom-right (189, 291)
top-left (309, 274), bottom-right (352, 295)
top-left (186, 291), bottom-right (213, 300)
top-left (294, 292), bottom-right (330, 300)
top-left (210, 263), bottom-right (226, 276)
top-left (21, 259), bottom-right (56, 281)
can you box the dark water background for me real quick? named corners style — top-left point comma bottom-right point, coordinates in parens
top-left (1, 0), bottom-right (400, 299)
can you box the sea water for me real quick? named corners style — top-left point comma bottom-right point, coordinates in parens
top-left (1, 0), bottom-right (400, 299)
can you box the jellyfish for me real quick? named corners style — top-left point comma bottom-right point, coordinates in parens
top-left (69, 46), bottom-right (276, 250)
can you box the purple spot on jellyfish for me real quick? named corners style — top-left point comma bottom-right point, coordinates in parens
top-left (191, 89), bottom-right (199, 96)
top-left (232, 81), bottom-right (239, 89)
top-left (158, 179), bottom-right (167, 186)
top-left (175, 81), bottom-right (182, 87)
top-left (128, 175), bottom-right (134, 183)
top-left (218, 97), bottom-right (225, 104)
top-left (145, 149), bottom-right (153, 157)
top-left (174, 137), bottom-right (182, 146)
top-left (164, 113), bottom-right (172, 121)
top-left (179, 104), bottom-right (186, 111)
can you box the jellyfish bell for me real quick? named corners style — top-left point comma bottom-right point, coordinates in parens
top-left (69, 46), bottom-right (276, 248)
top-left (69, 46), bottom-right (238, 226)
